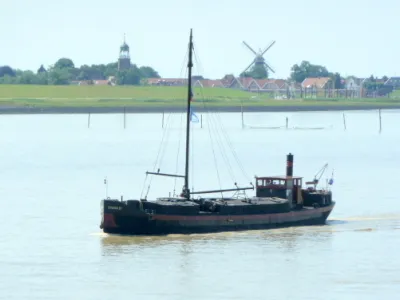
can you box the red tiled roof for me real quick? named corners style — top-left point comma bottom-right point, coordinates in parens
top-left (147, 78), bottom-right (187, 84)
top-left (196, 79), bottom-right (224, 88)
top-left (273, 79), bottom-right (287, 88)
top-left (301, 77), bottom-right (331, 88)
top-left (93, 80), bottom-right (109, 85)
top-left (238, 77), bottom-right (256, 89)
top-left (255, 79), bottom-right (271, 87)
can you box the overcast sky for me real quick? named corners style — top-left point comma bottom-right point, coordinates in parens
top-left (2, 0), bottom-right (399, 79)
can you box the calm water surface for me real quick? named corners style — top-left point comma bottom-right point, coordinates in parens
top-left (0, 109), bottom-right (399, 300)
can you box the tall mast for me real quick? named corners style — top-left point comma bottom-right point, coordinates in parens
top-left (183, 29), bottom-right (193, 199)
top-left (146, 29), bottom-right (254, 199)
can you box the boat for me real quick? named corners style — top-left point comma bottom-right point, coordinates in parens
top-left (99, 29), bottom-right (335, 235)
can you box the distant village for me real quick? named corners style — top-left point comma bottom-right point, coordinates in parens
top-left (78, 74), bottom-right (399, 99)
top-left (70, 37), bottom-right (400, 99)
top-left (145, 75), bottom-right (400, 95)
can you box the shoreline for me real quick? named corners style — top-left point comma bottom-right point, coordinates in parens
top-left (0, 104), bottom-right (399, 115)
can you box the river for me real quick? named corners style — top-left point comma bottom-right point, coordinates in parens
top-left (1, 109), bottom-right (399, 299)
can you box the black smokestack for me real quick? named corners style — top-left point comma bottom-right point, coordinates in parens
top-left (286, 153), bottom-right (293, 177)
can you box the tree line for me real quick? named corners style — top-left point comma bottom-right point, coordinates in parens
top-left (0, 58), bottom-right (161, 85)
top-left (0, 58), bottom-right (390, 91)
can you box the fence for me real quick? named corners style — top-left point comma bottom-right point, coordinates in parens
top-left (248, 88), bottom-right (400, 100)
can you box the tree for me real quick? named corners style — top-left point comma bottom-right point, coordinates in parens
top-left (16, 71), bottom-right (39, 84)
top-left (382, 75), bottom-right (388, 82)
top-left (240, 64), bottom-right (268, 79)
top-left (54, 58), bottom-right (75, 70)
top-left (331, 72), bottom-right (342, 89)
top-left (35, 72), bottom-right (49, 85)
top-left (369, 75), bottom-right (375, 82)
top-left (47, 68), bottom-right (71, 85)
top-left (0, 66), bottom-right (16, 77)
top-left (0, 75), bottom-right (16, 84)
top-left (104, 63), bottom-right (118, 78)
top-left (290, 61), bottom-right (330, 83)
top-left (37, 65), bottom-right (47, 73)
top-left (116, 67), bottom-right (141, 85)
top-left (0, 58), bottom-right (161, 86)
top-left (139, 66), bottom-right (160, 78)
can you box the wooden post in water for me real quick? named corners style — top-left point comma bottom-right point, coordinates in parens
top-left (285, 117), bottom-right (288, 129)
top-left (123, 107), bottom-right (126, 129)
top-left (201, 114), bottom-right (203, 129)
top-left (88, 112), bottom-right (91, 128)
top-left (379, 109), bottom-right (382, 133)
top-left (241, 100), bottom-right (244, 129)
top-left (162, 111), bottom-right (165, 128)
top-left (342, 112), bottom-right (347, 130)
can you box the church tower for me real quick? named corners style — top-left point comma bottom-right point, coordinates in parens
top-left (118, 34), bottom-right (131, 71)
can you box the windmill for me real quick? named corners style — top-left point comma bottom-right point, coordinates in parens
top-left (241, 41), bottom-right (276, 77)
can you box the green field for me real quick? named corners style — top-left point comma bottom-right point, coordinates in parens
top-left (0, 84), bottom-right (399, 108)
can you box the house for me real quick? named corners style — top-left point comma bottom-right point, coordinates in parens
top-left (246, 79), bottom-right (261, 91)
top-left (225, 77), bottom-right (289, 92)
top-left (93, 80), bottom-right (111, 85)
top-left (255, 79), bottom-right (270, 89)
top-left (227, 77), bottom-right (244, 89)
top-left (220, 74), bottom-right (236, 87)
top-left (345, 77), bottom-right (361, 90)
top-left (258, 79), bottom-right (288, 90)
top-left (237, 77), bottom-right (261, 91)
top-left (384, 77), bottom-right (400, 89)
top-left (70, 78), bottom-right (114, 86)
top-left (273, 79), bottom-right (288, 89)
top-left (301, 77), bottom-right (331, 89)
top-left (146, 78), bottom-right (187, 86)
top-left (193, 79), bottom-right (224, 88)
top-left (260, 79), bottom-right (279, 90)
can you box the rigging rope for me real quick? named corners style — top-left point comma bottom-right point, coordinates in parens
top-left (191, 52), bottom-right (226, 197)
top-left (142, 48), bottom-right (190, 199)
top-left (191, 124), bottom-right (195, 194)
top-left (144, 112), bottom-right (173, 199)
top-left (214, 112), bottom-right (251, 181)
top-left (140, 173), bottom-right (148, 199)
top-left (173, 111), bottom-right (185, 196)
top-left (194, 50), bottom-right (250, 186)
top-left (207, 112), bottom-right (237, 183)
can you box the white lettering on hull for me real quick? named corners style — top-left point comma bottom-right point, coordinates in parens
top-left (107, 206), bottom-right (122, 210)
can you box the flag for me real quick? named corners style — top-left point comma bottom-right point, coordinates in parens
top-left (328, 170), bottom-right (334, 185)
top-left (190, 109), bottom-right (199, 123)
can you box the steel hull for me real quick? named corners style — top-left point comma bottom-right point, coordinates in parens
top-left (101, 202), bottom-right (335, 235)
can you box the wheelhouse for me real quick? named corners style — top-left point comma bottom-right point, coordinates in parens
top-left (255, 176), bottom-right (303, 201)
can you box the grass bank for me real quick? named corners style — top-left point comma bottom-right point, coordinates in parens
top-left (0, 85), bottom-right (399, 112)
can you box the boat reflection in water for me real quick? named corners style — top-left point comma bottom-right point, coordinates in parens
top-left (99, 224), bottom-right (336, 256)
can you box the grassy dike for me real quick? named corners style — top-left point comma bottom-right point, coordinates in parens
top-left (0, 84), bottom-right (399, 113)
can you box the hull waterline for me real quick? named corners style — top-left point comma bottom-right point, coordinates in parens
top-left (101, 202), bottom-right (335, 236)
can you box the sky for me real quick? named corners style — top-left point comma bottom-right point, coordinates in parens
top-left (1, 0), bottom-right (399, 80)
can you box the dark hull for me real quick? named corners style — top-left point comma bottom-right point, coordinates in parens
top-left (101, 202), bottom-right (335, 235)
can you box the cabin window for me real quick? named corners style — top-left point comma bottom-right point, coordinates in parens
top-left (267, 179), bottom-right (285, 186)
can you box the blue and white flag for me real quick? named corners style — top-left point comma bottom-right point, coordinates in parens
top-left (328, 169), bottom-right (334, 185)
top-left (190, 109), bottom-right (199, 123)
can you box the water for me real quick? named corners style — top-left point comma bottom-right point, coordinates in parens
top-left (1, 109), bottom-right (399, 299)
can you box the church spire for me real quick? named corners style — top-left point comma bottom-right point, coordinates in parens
top-left (118, 33), bottom-right (131, 70)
